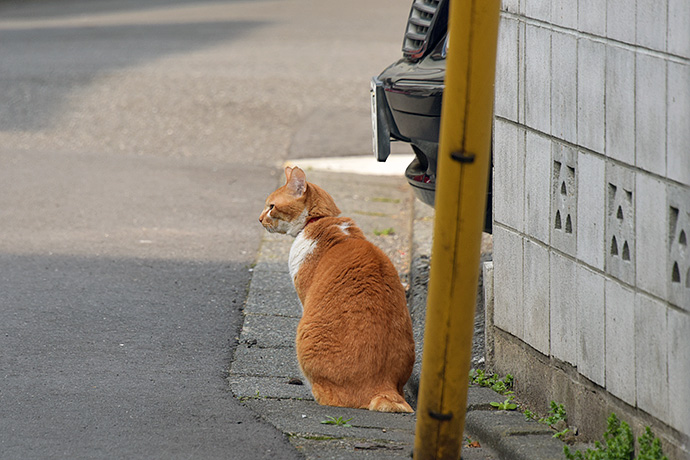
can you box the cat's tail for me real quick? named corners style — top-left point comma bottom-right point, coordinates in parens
top-left (368, 391), bottom-right (414, 413)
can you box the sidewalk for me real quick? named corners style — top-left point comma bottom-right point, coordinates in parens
top-left (229, 166), bottom-right (566, 459)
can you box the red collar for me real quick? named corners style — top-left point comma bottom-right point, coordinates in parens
top-left (306, 216), bottom-right (324, 226)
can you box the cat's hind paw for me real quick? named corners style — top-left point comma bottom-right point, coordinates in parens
top-left (368, 393), bottom-right (414, 413)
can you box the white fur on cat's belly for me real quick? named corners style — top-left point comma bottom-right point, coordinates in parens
top-left (289, 231), bottom-right (317, 284)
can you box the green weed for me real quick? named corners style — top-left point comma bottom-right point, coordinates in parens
top-left (238, 390), bottom-right (263, 402)
top-left (541, 401), bottom-right (567, 427)
top-left (563, 413), bottom-right (667, 460)
top-left (469, 369), bottom-right (514, 395)
top-left (638, 427), bottom-right (669, 460)
top-left (490, 396), bottom-right (518, 411)
top-left (320, 416), bottom-right (353, 427)
top-left (373, 227), bottom-right (395, 236)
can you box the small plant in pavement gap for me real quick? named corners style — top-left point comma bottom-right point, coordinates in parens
top-left (541, 401), bottom-right (567, 427)
top-left (524, 408), bottom-right (537, 420)
top-left (563, 413), bottom-right (667, 460)
top-left (469, 369), bottom-right (514, 395)
top-left (490, 395), bottom-right (518, 411)
top-left (526, 400), bottom-right (572, 439)
top-left (373, 227), bottom-right (396, 236)
top-left (320, 416), bottom-right (353, 427)
top-left (553, 426), bottom-right (572, 440)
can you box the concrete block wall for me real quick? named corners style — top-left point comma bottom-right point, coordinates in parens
top-left (491, 0), bottom-right (690, 456)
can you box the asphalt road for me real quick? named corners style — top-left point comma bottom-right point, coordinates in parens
top-left (0, 0), bottom-right (409, 458)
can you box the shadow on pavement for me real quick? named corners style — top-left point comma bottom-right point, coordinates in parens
top-left (0, 252), bottom-right (301, 459)
top-left (0, 16), bottom-right (265, 131)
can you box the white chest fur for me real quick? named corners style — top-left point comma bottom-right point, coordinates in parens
top-left (289, 232), bottom-right (317, 283)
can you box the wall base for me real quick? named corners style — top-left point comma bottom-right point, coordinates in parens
top-left (483, 263), bottom-right (689, 460)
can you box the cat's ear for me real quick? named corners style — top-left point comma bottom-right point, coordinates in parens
top-left (284, 166), bottom-right (293, 182)
top-left (286, 167), bottom-right (307, 198)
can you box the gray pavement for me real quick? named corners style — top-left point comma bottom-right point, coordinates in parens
top-left (232, 169), bottom-right (569, 460)
top-left (0, 0), bottom-right (411, 458)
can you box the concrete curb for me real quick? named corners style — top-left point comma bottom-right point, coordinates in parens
top-left (230, 168), bottom-right (569, 459)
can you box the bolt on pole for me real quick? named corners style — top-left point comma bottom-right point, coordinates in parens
top-left (413, 0), bottom-right (501, 459)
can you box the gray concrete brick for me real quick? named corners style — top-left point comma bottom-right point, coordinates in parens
top-left (517, 22), bottom-right (527, 124)
top-left (467, 386), bottom-right (507, 410)
top-left (668, 308), bottom-right (690, 434)
top-left (577, 38), bottom-right (606, 154)
top-left (525, 24), bottom-right (551, 135)
top-left (577, 151), bottom-right (606, 270)
top-left (634, 293), bottom-right (668, 421)
top-left (576, 266), bottom-right (605, 386)
top-left (231, 345), bottom-right (303, 379)
top-left (579, 0), bottom-right (606, 36)
top-left (636, 0), bottom-right (667, 51)
top-left (551, 143), bottom-right (578, 256)
top-left (668, 0), bottom-right (690, 58)
top-left (228, 375), bottom-right (313, 401)
top-left (605, 163), bottom-right (636, 285)
top-left (493, 120), bottom-right (524, 232)
top-left (495, 16), bottom-right (519, 122)
top-left (551, 0), bottom-right (577, 29)
top-left (607, 0), bottom-right (636, 44)
top-left (244, 398), bottom-right (416, 443)
top-left (525, 0), bottom-right (550, 22)
top-left (501, 0), bottom-right (520, 14)
top-left (525, 132), bottom-right (552, 244)
top-left (257, 235), bottom-right (293, 268)
top-left (605, 280), bottom-right (636, 406)
top-left (493, 226), bottom-right (524, 339)
top-left (551, 31), bottom-right (577, 144)
top-left (635, 53), bottom-right (667, 177)
top-left (635, 173), bottom-right (667, 299)
top-left (464, 411), bottom-right (565, 460)
top-left (550, 251), bottom-right (577, 366)
top-left (523, 240), bottom-right (550, 355)
top-left (605, 46), bottom-right (636, 165)
top-left (667, 62), bottom-right (690, 186)
top-left (245, 269), bottom-right (302, 318)
top-left (240, 313), bottom-right (299, 348)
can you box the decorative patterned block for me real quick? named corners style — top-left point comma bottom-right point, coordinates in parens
top-left (605, 163), bottom-right (636, 285)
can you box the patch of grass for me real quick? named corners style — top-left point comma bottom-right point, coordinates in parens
top-left (638, 427), bottom-right (668, 460)
top-left (563, 413), bottom-right (667, 460)
top-left (469, 369), bottom-right (514, 395)
top-left (541, 401), bottom-right (567, 427)
top-left (554, 427), bottom-right (571, 440)
top-left (524, 400), bottom-right (571, 438)
top-left (373, 227), bottom-right (395, 236)
top-left (564, 413), bottom-right (632, 460)
top-left (524, 409), bottom-right (537, 421)
top-left (320, 416), bottom-right (353, 427)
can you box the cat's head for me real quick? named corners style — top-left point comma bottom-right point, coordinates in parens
top-left (259, 166), bottom-right (341, 237)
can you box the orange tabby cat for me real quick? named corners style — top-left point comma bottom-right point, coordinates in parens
top-left (258, 166), bottom-right (415, 413)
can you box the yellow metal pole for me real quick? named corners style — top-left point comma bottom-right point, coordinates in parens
top-left (413, 0), bottom-right (501, 459)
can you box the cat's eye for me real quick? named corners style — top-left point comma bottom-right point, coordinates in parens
top-left (268, 204), bottom-right (275, 210)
